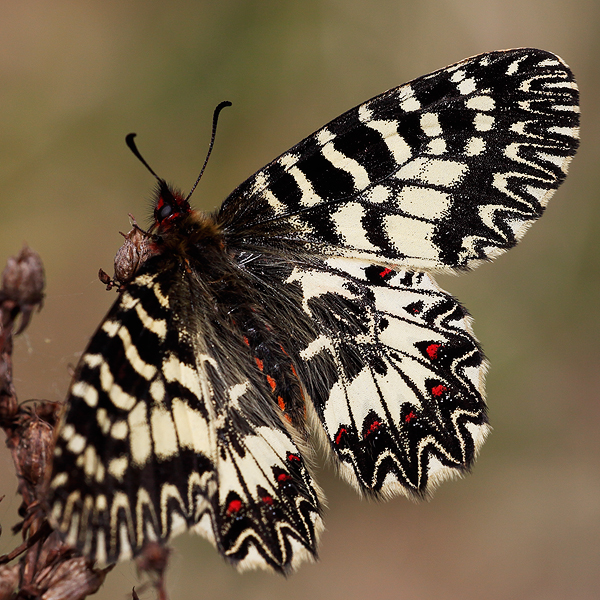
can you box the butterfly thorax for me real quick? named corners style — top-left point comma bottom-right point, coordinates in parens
top-left (149, 179), bottom-right (224, 258)
top-left (153, 210), bottom-right (225, 263)
top-left (139, 200), bottom-right (309, 434)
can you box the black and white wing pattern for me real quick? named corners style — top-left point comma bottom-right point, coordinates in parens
top-left (277, 260), bottom-right (488, 499)
top-left (50, 254), bottom-right (323, 572)
top-left (220, 48), bottom-right (579, 271)
top-left (48, 48), bottom-right (579, 573)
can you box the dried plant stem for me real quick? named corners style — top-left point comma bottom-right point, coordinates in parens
top-left (0, 246), bottom-right (112, 600)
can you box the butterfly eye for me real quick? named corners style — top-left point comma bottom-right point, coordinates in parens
top-left (157, 202), bottom-right (173, 221)
top-left (153, 182), bottom-right (191, 226)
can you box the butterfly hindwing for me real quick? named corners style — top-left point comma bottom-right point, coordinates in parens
top-left (219, 48), bottom-right (579, 271)
top-left (240, 256), bottom-right (488, 499)
top-left (210, 425), bottom-right (323, 571)
top-left (49, 258), bottom-right (323, 572)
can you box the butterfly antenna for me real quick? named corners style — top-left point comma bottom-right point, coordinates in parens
top-left (125, 133), bottom-right (163, 182)
top-left (186, 100), bottom-right (232, 201)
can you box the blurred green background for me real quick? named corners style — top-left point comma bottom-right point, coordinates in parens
top-left (1, 1), bottom-right (598, 599)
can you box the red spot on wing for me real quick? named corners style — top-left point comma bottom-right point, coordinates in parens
top-left (287, 454), bottom-right (301, 462)
top-left (262, 495), bottom-right (274, 506)
top-left (364, 420), bottom-right (381, 438)
top-left (406, 302), bottom-right (423, 315)
top-left (426, 343), bottom-right (441, 359)
top-left (227, 499), bottom-right (242, 514)
top-left (277, 473), bottom-right (292, 483)
top-left (405, 411), bottom-right (416, 423)
top-left (335, 428), bottom-right (347, 445)
top-left (379, 267), bottom-right (392, 278)
top-left (277, 397), bottom-right (293, 423)
top-left (431, 384), bottom-right (448, 397)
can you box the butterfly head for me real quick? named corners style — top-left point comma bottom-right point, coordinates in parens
top-left (153, 180), bottom-right (191, 232)
top-left (127, 101), bottom-right (231, 237)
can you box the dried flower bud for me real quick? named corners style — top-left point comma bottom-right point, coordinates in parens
top-left (0, 245), bottom-right (45, 333)
top-left (97, 216), bottom-right (155, 291)
top-left (1, 245), bottom-right (45, 307)
top-left (13, 417), bottom-right (54, 488)
top-left (0, 563), bottom-right (20, 598)
top-left (135, 541), bottom-right (170, 574)
top-left (97, 215), bottom-right (155, 292)
top-left (33, 556), bottom-right (110, 600)
top-left (113, 224), bottom-right (154, 285)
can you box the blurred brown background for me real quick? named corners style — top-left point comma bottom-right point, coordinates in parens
top-left (1, 1), bottom-right (598, 599)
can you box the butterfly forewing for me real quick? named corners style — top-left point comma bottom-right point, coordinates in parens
top-left (50, 257), bottom-right (323, 572)
top-left (49, 48), bottom-right (579, 573)
top-left (219, 48), bottom-right (579, 271)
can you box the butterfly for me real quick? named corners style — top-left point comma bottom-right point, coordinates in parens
top-left (47, 48), bottom-right (579, 574)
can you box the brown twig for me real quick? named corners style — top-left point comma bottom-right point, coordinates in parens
top-left (0, 245), bottom-right (112, 600)
top-left (135, 543), bottom-right (171, 600)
